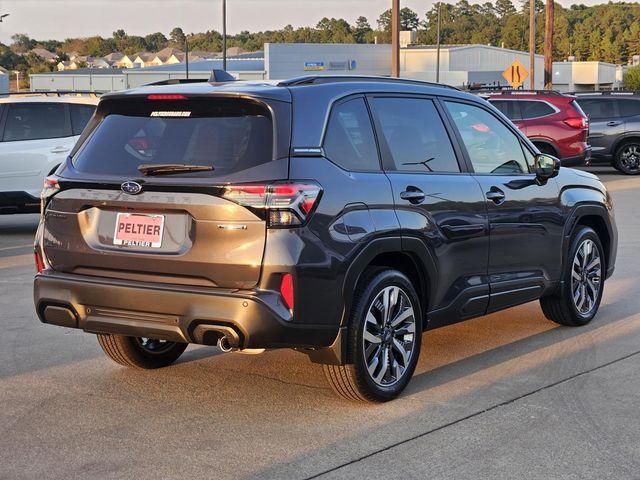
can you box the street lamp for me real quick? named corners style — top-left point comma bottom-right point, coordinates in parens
top-left (222, 0), bottom-right (227, 71)
top-left (0, 13), bottom-right (9, 22)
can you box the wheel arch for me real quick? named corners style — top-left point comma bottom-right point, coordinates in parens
top-left (531, 138), bottom-right (559, 156)
top-left (563, 204), bottom-right (614, 278)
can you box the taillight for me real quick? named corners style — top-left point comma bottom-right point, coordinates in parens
top-left (564, 117), bottom-right (588, 129)
top-left (147, 94), bottom-right (188, 101)
top-left (34, 250), bottom-right (45, 273)
top-left (41, 176), bottom-right (60, 213)
top-left (222, 182), bottom-right (322, 228)
top-left (280, 273), bottom-right (294, 313)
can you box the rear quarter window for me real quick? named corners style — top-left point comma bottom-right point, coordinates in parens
top-left (72, 97), bottom-right (274, 178)
top-left (323, 97), bottom-right (380, 171)
top-left (519, 100), bottom-right (556, 119)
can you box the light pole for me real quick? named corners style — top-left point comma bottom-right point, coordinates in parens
top-left (391, 0), bottom-right (400, 77)
top-left (529, 0), bottom-right (535, 89)
top-left (222, 0), bottom-right (227, 71)
top-left (436, 2), bottom-right (441, 83)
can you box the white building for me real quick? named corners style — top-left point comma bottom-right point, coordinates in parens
top-left (551, 61), bottom-right (622, 92)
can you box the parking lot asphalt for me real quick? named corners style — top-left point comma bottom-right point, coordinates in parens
top-left (1, 165), bottom-right (639, 480)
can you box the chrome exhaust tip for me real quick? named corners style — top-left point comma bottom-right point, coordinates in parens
top-left (217, 335), bottom-right (234, 353)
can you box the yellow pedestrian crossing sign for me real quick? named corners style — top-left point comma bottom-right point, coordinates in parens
top-left (503, 59), bottom-right (529, 89)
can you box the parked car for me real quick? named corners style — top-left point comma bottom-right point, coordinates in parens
top-left (573, 92), bottom-right (640, 175)
top-left (483, 90), bottom-right (591, 167)
top-left (0, 94), bottom-right (98, 214)
top-left (34, 77), bottom-right (617, 402)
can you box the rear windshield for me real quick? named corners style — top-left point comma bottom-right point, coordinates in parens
top-left (72, 97), bottom-right (273, 178)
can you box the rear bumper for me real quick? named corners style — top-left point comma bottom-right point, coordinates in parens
top-left (561, 147), bottom-right (592, 167)
top-left (34, 271), bottom-right (338, 350)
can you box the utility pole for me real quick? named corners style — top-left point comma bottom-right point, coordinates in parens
top-left (529, 0), bottom-right (535, 89)
top-left (222, 0), bottom-right (227, 71)
top-left (391, 0), bottom-right (400, 77)
top-left (543, 0), bottom-right (554, 89)
top-left (436, 2), bottom-right (441, 83)
top-left (185, 36), bottom-right (189, 79)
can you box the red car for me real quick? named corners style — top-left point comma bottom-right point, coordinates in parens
top-left (484, 91), bottom-right (591, 167)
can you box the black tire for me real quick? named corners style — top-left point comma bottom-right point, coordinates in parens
top-left (614, 140), bottom-right (640, 175)
top-left (540, 227), bottom-right (605, 327)
top-left (323, 269), bottom-right (422, 402)
top-left (97, 334), bottom-right (188, 369)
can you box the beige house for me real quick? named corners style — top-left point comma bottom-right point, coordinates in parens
top-left (57, 61), bottom-right (79, 71)
top-left (31, 48), bottom-right (58, 63)
top-left (133, 52), bottom-right (161, 68)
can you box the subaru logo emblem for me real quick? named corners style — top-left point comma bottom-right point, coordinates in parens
top-left (121, 181), bottom-right (142, 195)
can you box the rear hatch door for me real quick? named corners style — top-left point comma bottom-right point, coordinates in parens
top-left (43, 93), bottom-right (291, 289)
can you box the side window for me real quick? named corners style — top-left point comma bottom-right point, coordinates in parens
top-left (520, 100), bottom-right (555, 119)
top-left (577, 99), bottom-right (615, 120)
top-left (369, 97), bottom-right (460, 173)
top-left (617, 99), bottom-right (640, 118)
top-left (3, 103), bottom-right (70, 142)
top-left (444, 101), bottom-right (530, 175)
top-left (490, 100), bottom-right (520, 121)
top-left (70, 104), bottom-right (96, 135)
top-left (323, 97), bottom-right (380, 171)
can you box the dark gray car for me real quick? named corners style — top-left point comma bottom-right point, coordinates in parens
top-left (575, 92), bottom-right (640, 174)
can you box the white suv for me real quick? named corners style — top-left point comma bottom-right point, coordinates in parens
top-left (0, 95), bottom-right (98, 214)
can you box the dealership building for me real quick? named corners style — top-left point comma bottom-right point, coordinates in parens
top-left (29, 42), bottom-right (624, 93)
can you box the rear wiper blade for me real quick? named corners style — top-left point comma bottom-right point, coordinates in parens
top-left (138, 164), bottom-right (214, 176)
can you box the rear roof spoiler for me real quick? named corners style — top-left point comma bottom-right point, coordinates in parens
top-left (145, 70), bottom-right (237, 87)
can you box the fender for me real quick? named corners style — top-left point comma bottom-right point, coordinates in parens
top-left (529, 137), bottom-right (559, 156)
top-left (562, 202), bottom-right (616, 280)
top-left (307, 235), bottom-right (438, 366)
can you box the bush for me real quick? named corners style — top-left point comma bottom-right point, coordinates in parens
top-left (624, 65), bottom-right (640, 91)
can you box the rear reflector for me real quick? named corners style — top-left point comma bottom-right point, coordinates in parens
top-left (35, 251), bottom-right (45, 273)
top-left (147, 94), bottom-right (188, 101)
top-left (222, 182), bottom-right (322, 228)
top-left (564, 117), bottom-right (588, 129)
top-left (280, 273), bottom-right (294, 312)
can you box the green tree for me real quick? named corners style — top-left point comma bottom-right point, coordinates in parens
top-left (354, 16), bottom-right (372, 44)
top-left (144, 32), bottom-right (168, 52)
top-left (169, 27), bottom-right (187, 47)
top-left (624, 65), bottom-right (640, 90)
top-left (378, 7), bottom-right (420, 31)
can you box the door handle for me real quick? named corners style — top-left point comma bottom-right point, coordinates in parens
top-left (486, 188), bottom-right (506, 204)
top-left (606, 121), bottom-right (622, 127)
top-left (50, 147), bottom-right (70, 154)
top-left (400, 186), bottom-right (425, 204)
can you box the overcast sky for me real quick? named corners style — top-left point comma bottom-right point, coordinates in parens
top-left (0, 0), bottom-right (613, 44)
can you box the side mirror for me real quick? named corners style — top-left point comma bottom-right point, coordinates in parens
top-left (534, 154), bottom-right (560, 182)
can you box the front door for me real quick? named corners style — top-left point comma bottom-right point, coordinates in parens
top-left (442, 99), bottom-right (564, 313)
top-left (367, 95), bottom-right (490, 325)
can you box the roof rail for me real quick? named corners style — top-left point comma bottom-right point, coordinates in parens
top-left (0, 90), bottom-right (101, 97)
top-left (478, 89), bottom-right (565, 96)
top-left (277, 75), bottom-right (459, 90)
top-left (571, 90), bottom-right (640, 96)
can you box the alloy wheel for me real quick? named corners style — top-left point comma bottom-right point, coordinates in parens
top-left (135, 337), bottom-right (176, 354)
top-left (571, 239), bottom-right (602, 316)
top-left (619, 144), bottom-right (640, 173)
top-left (362, 286), bottom-right (417, 387)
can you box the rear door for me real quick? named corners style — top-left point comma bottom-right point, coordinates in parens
top-left (577, 97), bottom-right (623, 159)
top-left (43, 95), bottom-right (290, 289)
top-left (368, 95), bottom-right (490, 322)
top-left (0, 102), bottom-right (73, 196)
top-left (442, 99), bottom-right (564, 312)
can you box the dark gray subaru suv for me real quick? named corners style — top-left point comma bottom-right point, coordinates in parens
top-left (34, 76), bottom-right (617, 402)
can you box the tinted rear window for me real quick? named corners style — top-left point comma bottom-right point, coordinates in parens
top-left (3, 103), bottom-right (70, 142)
top-left (577, 99), bottom-right (615, 120)
top-left (72, 98), bottom-right (273, 178)
top-left (519, 100), bottom-right (555, 119)
top-left (618, 99), bottom-right (640, 117)
top-left (490, 100), bottom-right (520, 120)
top-left (70, 104), bottom-right (96, 135)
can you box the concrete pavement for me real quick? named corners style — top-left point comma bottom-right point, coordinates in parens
top-left (0, 166), bottom-right (639, 480)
